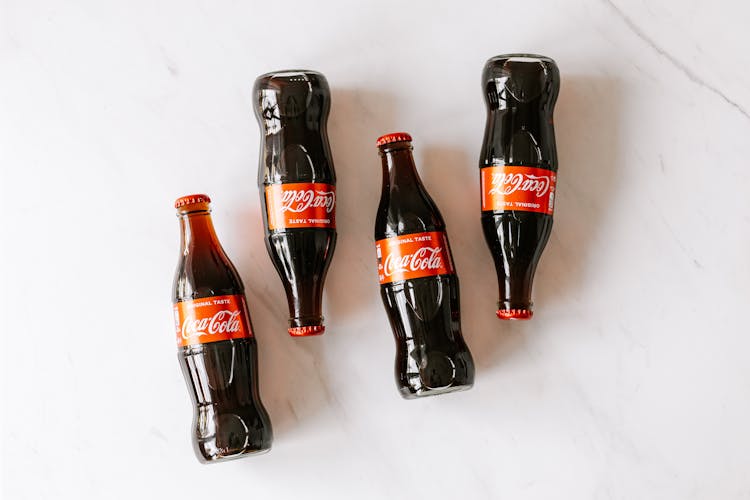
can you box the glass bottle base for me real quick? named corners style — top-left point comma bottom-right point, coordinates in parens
top-left (398, 383), bottom-right (473, 400)
top-left (195, 445), bottom-right (271, 464)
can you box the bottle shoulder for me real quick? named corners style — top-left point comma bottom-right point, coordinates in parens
top-left (172, 248), bottom-right (245, 302)
top-left (375, 188), bottom-right (446, 239)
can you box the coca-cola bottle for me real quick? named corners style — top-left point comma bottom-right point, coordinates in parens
top-left (172, 194), bottom-right (272, 462)
top-left (480, 54), bottom-right (560, 320)
top-left (374, 133), bottom-right (475, 399)
top-left (253, 70), bottom-right (337, 337)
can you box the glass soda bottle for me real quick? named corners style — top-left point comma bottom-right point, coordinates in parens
top-left (479, 54), bottom-right (560, 319)
top-left (172, 194), bottom-right (272, 463)
top-left (374, 133), bottom-right (475, 399)
top-left (253, 70), bottom-right (337, 337)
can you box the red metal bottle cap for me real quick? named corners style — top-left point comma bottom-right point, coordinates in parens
top-left (175, 194), bottom-right (211, 209)
top-left (288, 325), bottom-right (325, 337)
top-left (376, 132), bottom-right (413, 147)
top-left (496, 309), bottom-right (533, 320)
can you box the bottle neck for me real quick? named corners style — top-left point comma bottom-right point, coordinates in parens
top-left (380, 144), bottom-right (421, 188)
top-left (178, 209), bottom-right (220, 254)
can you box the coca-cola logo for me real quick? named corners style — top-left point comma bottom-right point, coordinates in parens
top-left (281, 189), bottom-right (335, 214)
top-left (181, 310), bottom-right (242, 340)
top-left (489, 172), bottom-right (551, 197)
top-left (383, 247), bottom-right (444, 277)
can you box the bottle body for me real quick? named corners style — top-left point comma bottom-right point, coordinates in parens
top-left (172, 195), bottom-right (272, 463)
top-left (479, 54), bottom-right (560, 319)
top-left (381, 273), bottom-right (474, 398)
top-left (177, 337), bottom-right (271, 461)
top-left (374, 134), bottom-right (474, 399)
top-left (253, 70), bottom-right (337, 336)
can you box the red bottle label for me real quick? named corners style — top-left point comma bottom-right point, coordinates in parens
top-left (173, 295), bottom-right (253, 347)
top-left (480, 166), bottom-right (556, 215)
top-left (375, 231), bottom-right (455, 285)
top-left (265, 182), bottom-right (336, 230)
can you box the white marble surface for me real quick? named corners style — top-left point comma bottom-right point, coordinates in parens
top-left (3, 0), bottom-right (750, 498)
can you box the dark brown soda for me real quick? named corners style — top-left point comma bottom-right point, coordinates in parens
top-left (173, 199), bottom-right (272, 462)
top-left (254, 70), bottom-right (336, 336)
top-left (375, 136), bottom-right (474, 399)
top-left (480, 54), bottom-right (560, 318)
